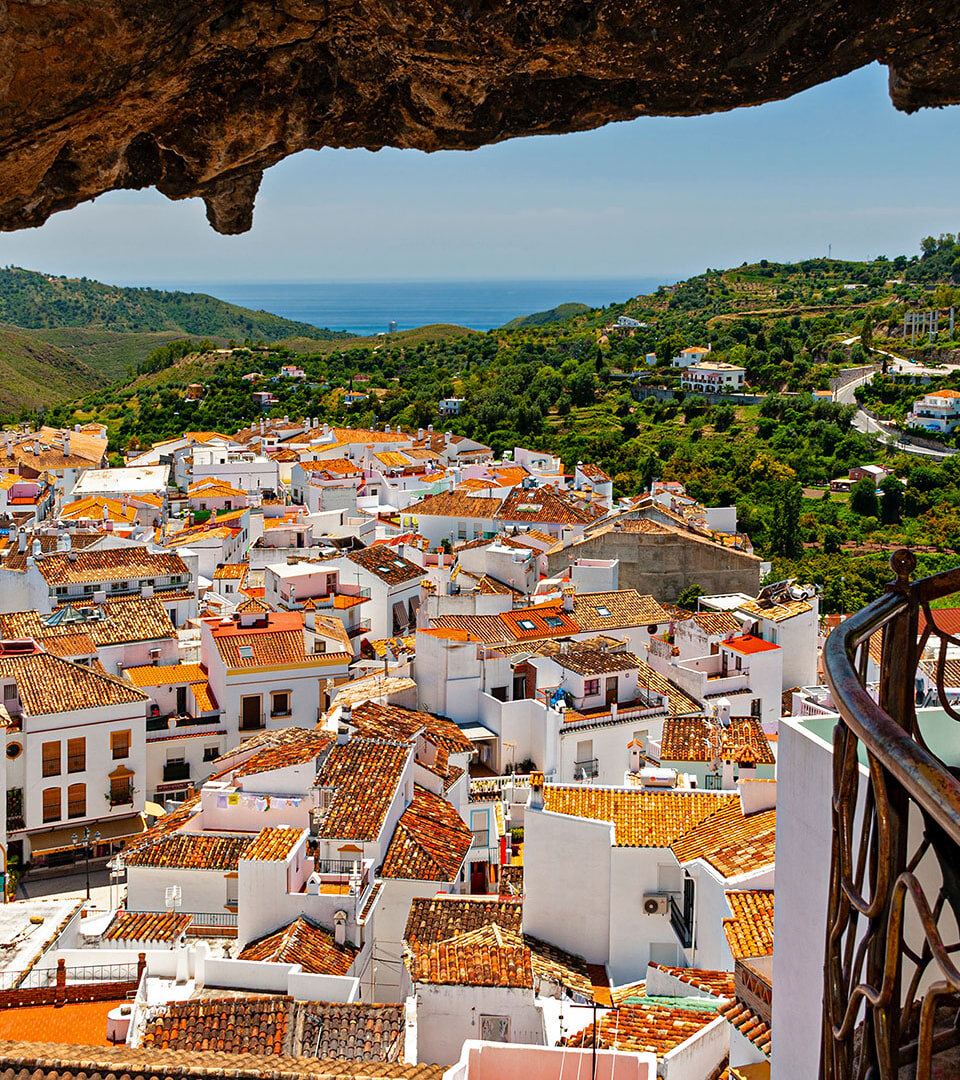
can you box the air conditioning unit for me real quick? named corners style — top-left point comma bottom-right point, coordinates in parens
top-left (642, 893), bottom-right (669, 916)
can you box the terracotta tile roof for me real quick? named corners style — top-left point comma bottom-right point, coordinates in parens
top-left (648, 964), bottom-right (735, 998)
top-left (407, 490), bottom-right (502, 519)
top-left (724, 634), bottom-right (779, 656)
top-left (142, 997), bottom-right (292, 1055)
top-left (564, 1000), bottom-right (718, 1058)
top-left (738, 597), bottom-right (812, 623)
top-left (659, 716), bottom-right (775, 766)
top-left (239, 917), bottom-right (357, 976)
top-left (242, 826), bottom-right (304, 863)
top-left (564, 656), bottom-right (701, 719)
top-left (349, 701), bottom-right (474, 754)
top-left (60, 495), bottom-right (139, 524)
top-left (315, 738), bottom-right (411, 841)
top-left (34, 546), bottom-right (189, 585)
top-left (231, 733), bottom-right (332, 781)
top-left (0, 597), bottom-right (176, 647)
top-left (690, 611), bottom-right (744, 636)
top-left (124, 831), bottom-right (253, 870)
top-left (543, 786), bottom-right (737, 848)
top-left (381, 786), bottom-right (472, 881)
top-left (404, 895), bottom-right (523, 946)
top-left (332, 426), bottom-right (411, 445)
top-left (103, 911), bottom-right (192, 942)
top-left (299, 1004), bottom-right (404, 1063)
top-left (579, 463), bottom-right (611, 483)
top-left (237, 595), bottom-right (272, 613)
top-left (671, 803), bottom-right (777, 877)
top-left (124, 662), bottom-right (208, 687)
top-left (406, 927), bottom-right (534, 988)
top-left (496, 486), bottom-right (603, 526)
top-left (0, 651), bottom-right (149, 714)
top-left (365, 635), bottom-right (416, 659)
top-left (214, 563), bottom-right (249, 580)
top-left (190, 681), bottom-right (219, 712)
top-left (573, 591), bottom-right (671, 632)
top-left (346, 545), bottom-right (424, 585)
top-left (500, 602), bottom-right (580, 641)
top-left (123, 793), bottom-right (201, 858)
top-left (557, 648), bottom-right (642, 677)
top-left (723, 890), bottom-right (775, 959)
top-left (720, 999), bottom-right (772, 1057)
top-left (210, 611), bottom-right (308, 668)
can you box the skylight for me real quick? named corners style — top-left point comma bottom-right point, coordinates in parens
top-left (595, 606), bottom-right (612, 617)
top-left (544, 615), bottom-right (564, 627)
top-left (517, 619), bottom-right (537, 631)
top-left (238, 645), bottom-right (254, 659)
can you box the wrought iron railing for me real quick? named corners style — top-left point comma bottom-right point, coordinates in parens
top-left (0, 962), bottom-right (139, 991)
top-left (822, 549), bottom-right (960, 1079)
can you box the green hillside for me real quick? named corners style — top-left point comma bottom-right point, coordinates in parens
top-left (501, 302), bottom-right (591, 329)
top-left (0, 268), bottom-right (351, 341)
top-left (0, 327), bottom-right (107, 412)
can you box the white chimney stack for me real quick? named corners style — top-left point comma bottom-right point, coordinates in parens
top-left (333, 909), bottom-right (347, 947)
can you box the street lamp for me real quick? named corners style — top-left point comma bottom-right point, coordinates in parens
top-left (71, 826), bottom-right (101, 901)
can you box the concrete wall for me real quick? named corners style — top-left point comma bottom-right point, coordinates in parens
top-left (411, 984), bottom-right (546, 1065)
top-left (523, 808), bottom-right (612, 965)
top-left (444, 1041), bottom-right (656, 1080)
top-left (661, 1016), bottom-right (730, 1080)
top-left (547, 531), bottom-right (760, 602)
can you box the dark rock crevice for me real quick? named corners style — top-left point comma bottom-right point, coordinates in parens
top-left (0, 0), bottom-right (956, 234)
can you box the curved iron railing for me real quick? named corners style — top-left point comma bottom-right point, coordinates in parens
top-left (822, 549), bottom-right (960, 1079)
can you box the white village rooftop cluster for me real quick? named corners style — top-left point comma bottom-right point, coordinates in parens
top-left (0, 415), bottom-right (930, 1080)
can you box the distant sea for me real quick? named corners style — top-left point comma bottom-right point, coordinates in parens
top-left (156, 278), bottom-right (667, 336)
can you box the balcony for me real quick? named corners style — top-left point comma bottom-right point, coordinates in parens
top-left (574, 757), bottom-right (599, 779)
top-left (821, 549), bottom-right (960, 1079)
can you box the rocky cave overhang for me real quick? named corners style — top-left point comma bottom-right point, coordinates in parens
top-left (1, 0), bottom-right (957, 235)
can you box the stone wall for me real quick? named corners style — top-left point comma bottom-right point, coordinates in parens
top-left (547, 530), bottom-right (761, 601)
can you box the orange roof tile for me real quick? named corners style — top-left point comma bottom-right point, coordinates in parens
top-left (242, 826), bottom-right (304, 863)
top-left (103, 911), bottom-right (192, 942)
top-left (124, 662), bottom-right (207, 687)
top-left (660, 716), bottom-right (775, 766)
top-left (404, 896), bottom-right (523, 946)
top-left (141, 997), bottom-right (291, 1055)
top-left (407, 928), bottom-right (533, 988)
top-left (315, 738), bottom-right (410, 842)
top-left (238, 917), bottom-right (357, 975)
top-left (648, 964), bottom-right (734, 998)
top-left (720, 999), bottom-right (772, 1057)
top-left (671, 803), bottom-right (776, 877)
top-left (723, 890), bottom-right (775, 959)
top-left (125, 832), bottom-right (252, 870)
top-left (381, 786), bottom-right (472, 881)
top-left (543, 785), bottom-right (736, 848)
top-left (564, 1000), bottom-right (717, 1058)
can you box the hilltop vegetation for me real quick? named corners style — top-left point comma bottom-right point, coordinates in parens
top-left (501, 302), bottom-right (591, 330)
top-left (34, 235), bottom-right (960, 608)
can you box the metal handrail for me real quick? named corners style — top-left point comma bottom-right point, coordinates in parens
top-left (821, 549), bottom-right (960, 1079)
top-left (822, 553), bottom-right (960, 841)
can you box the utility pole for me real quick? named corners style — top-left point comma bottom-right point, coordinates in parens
top-left (71, 826), bottom-right (101, 901)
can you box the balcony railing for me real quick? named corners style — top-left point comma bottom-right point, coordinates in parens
top-left (822, 549), bottom-right (960, 1079)
top-left (669, 893), bottom-right (694, 950)
top-left (574, 758), bottom-right (599, 779)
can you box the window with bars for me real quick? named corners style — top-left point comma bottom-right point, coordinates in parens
top-left (67, 737), bottom-right (85, 773)
top-left (110, 774), bottom-right (133, 805)
top-left (42, 741), bottom-right (60, 777)
top-left (42, 787), bottom-right (60, 823)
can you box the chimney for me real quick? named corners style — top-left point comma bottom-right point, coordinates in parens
top-left (333, 909), bottom-right (347, 947)
top-left (16, 529), bottom-right (24, 554)
top-left (74, 424), bottom-right (81, 434)
top-left (527, 771), bottom-right (545, 811)
top-left (562, 587), bottom-right (574, 613)
top-left (417, 428), bottom-right (424, 441)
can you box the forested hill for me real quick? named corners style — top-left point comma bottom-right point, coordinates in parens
top-left (0, 267), bottom-right (351, 341)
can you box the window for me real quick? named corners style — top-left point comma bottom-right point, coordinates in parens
top-left (238, 645), bottom-right (254, 660)
top-left (584, 679), bottom-right (600, 696)
top-left (480, 1016), bottom-right (511, 1043)
top-left (271, 691), bottom-right (291, 717)
top-left (67, 783), bottom-right (86, 819)
top-left (67, 737), bottom-right (85, 773)
top-left (3, 683), bottom-right (17, 701)
top-left (543, 615), bottom-right (564, 628)
top-left (6, 741), bottom-right (21, 760)
top-left (203, 744), bottom-right (220, 762)
top-left (471, 809), bottom-right (489, 848)
top-left (111, 730), bottom-right (131, 760)
top-left (595, 606), bottom-right (612, 618)
top-left (42, 740), bottom-right (60, 777)
top-left (225, 874), bottom-right (239, 906)
top-left (109, 768), bottom-right (133, 806)
top-left (42, 787), bottom-right (60, 823)
top-left (176, 685), bottom-right (187, 715)
top-left (517, 619), bottom-right (536, 632)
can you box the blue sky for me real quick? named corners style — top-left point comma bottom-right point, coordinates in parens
top-left (1, 62), bottom-right (959, 284)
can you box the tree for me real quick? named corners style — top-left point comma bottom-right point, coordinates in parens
top-left (850, 477), bottom-right (880, 518)
top-left (769, 481), bottom-right (802, 557)
top-left (676, 584), bottom-right (705, 611)
top-left (878, 475), bottom-right (903, 525)
top-left (860, 313), bottom-right (873, 352)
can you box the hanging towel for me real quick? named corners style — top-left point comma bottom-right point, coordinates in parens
top-left (217, 794), bottom-right (228, 809)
